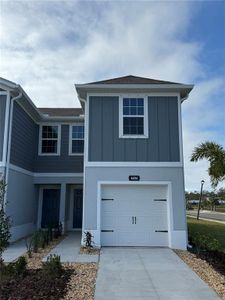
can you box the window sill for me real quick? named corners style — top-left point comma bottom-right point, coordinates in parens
top-left (119, 134), bottom-right (149, 139)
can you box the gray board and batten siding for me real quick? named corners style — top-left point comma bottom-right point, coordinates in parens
top-left (88, 96), bottom-right (180, 162)
top-left (10, 101), bottom-right (84, 173)
top-left (0, 95), bottom-right (7, 161)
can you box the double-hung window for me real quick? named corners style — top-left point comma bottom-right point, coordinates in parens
top-left (39, 125), bottom-right (60, 155)
top-left (69, 125), bottom-right (84, 155)
top-left (119, 96), bottom-right (148, 138)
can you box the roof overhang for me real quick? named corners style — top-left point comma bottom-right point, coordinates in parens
top-left (75, 83), bottom-right (194, 103)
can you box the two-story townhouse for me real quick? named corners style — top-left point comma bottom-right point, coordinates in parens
top-left (0, 75), bottom-right (193, 250)
top-left (0, 77), bottom-right (84, 240)
top-left (76, 75), bottom-right (193, 250)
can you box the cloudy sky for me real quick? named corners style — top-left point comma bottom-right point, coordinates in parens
top-left (0, 0), bottom-right (225, 191)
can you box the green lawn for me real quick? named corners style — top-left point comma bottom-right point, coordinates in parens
top-left (187, 216), bottom-right (225, 250)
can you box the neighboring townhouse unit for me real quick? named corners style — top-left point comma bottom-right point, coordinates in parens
top-left (0, 75), bottom-right (193, 249)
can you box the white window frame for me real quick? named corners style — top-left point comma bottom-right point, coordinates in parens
top-left (119, 95), bottom-right (148, 138)
top-left (69, 124), bottom-right (84, 156)
top-left (38, 124), bottom-right (61, 156)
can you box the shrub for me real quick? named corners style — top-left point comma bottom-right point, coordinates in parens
top-left (14, 256), bottom-right (27, 276)
top-left (43, 254), bottom-right (62, 276)
top-left (190, 232), bottom-right (220, 254)
top-left (0, 262), bottom-right (15, 279)
top-left (0, 179), bottom-right (11, 260)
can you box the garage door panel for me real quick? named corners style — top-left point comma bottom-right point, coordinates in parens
top-left (101, 185), bottom-right (169, 247)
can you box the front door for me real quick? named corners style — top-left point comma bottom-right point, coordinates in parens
top-left (73, 189), bottom-right (83, 229)
top-left (41, 189), bottom-right (60, 228)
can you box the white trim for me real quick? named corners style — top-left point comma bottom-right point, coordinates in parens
top-left (93, 180), bottom-right (173, 248)
top-left (0, 162), bottom-right (5, 167)
top-left (34, 172), bottom-right (83, 177)
top-left (68, 124), bottom-right (84, 156)
top-left (38, 124), bottom-right (61, 156)
top-left (8, 163), bottom-right (83, 177)
top-left (0, 91), bottom-right (8, 95)
top-left (76, 83), bottom-right (194, 90)
top-left (86, 161), bottom-right (182, 167)
top-left (2, 91), bottom-right (10, 166)
top-left (177, 95), bottom-right (184, 165)
top-left (119, 95), bottom-right (148, 139)
top-left (8, 164), bottom-right (33, 176)
top-left (88, 92), bottom-right (180, 97)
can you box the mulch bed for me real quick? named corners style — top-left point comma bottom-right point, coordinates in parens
top-left (0, 235), bottom-right (98, 300)
top-left (63, 263), bottom-right (98, 300)
top-left (0, 269), bottom-right (73, 300)
top-left (80, 246), bottom-right (100, 255)
top-left (175, 250), bottom-right (225, 299)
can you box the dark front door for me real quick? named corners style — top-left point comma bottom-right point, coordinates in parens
top-left (73, 189), bottom-right (83, 229)
top-left (41, 189), bottom-right (60, 228)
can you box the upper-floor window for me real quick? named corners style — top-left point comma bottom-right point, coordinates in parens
top-left (69, 125), bottom-right (84, 155)
top-left (119, 96), bottom-right (148, 138)
top-left (39, 125), bottom-right (61, 155)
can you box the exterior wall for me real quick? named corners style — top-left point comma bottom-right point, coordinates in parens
top-left (83, 166), bottom-right (186, 248)
top-left (0, 95), bottom-right (7, 162)
top-left (6, 168), bottom-right (38, 241)
top-left (10, 102), bottom-right (84, 173)
top-left (34, 125), bottom-right (83, 173)
top-left (10, 101), bottom-right (38, 172)
top-left (88, 96), bottom-right (180, 162)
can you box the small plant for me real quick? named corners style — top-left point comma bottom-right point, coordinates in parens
top-left (25, 237), bottom-right (33, 258)
top-left (53, 222), bottom-right (63, 239)
top-left (14, 256), bottom-right (27, 276)
top-left (31, 231), bottom-right (40, 253)
top-left (83, 231), bottom-right (94, 248)
top-left (39, 230), bottom-right (46, 249)
top-left (43, 254), bottom-right (62, 276)
top-left (48, 226), bottom-right (53, 241)
top-left (0, 262), bottom-right (15, 279)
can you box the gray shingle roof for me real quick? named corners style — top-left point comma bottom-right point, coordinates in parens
top-left (38, 108), bottom-right (83, 117)
top-left (86, 75), bottom-right (183, 85)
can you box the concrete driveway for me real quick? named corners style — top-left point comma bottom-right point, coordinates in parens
top-left (94, 248), bottom-right (219, 300)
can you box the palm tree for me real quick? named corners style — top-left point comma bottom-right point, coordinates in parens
top-left (191, 141), bottom-right (225, 188)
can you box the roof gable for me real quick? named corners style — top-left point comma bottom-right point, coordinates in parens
top-left (86, 75), bottom-right (183, 85)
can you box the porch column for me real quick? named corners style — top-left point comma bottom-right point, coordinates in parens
top-left (59, 183), bottom-right (66, 234)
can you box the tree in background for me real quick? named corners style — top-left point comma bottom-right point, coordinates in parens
top-left (0, 179), bottom-right (11, 262)
top-left (191, 142), bottom-right (225, 188)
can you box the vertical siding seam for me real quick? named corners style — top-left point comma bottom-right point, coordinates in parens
top-left (112, 99), bottom-right (115, 161)
top-left (101, 99), bottom-right (103, 161)
top-left (156, 98), bottom-right (160, 161)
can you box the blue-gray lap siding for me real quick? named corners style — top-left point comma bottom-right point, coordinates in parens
top-left (10, 102), bottom-right (83, 173)
top-left (88, 96), bottom-right (180, 162)
top-left (0, 95), bottom-right (7, 161)
top-left (10, 102), bottom-right (38, 171)
top-left (34, 124), bottom-right (83, 173)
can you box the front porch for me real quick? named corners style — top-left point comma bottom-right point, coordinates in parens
top-left (37, 183), bottom-right (83, 234)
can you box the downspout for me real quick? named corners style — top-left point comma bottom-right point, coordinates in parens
top-left (4, 90), bottom-right (22, 209)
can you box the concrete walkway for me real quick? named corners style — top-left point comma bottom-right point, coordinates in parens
top-left (95, 248), bottom-right (220, 300)
top-left (42, 231), bottom-right (99, 263)
top-left (2, 239), bottom-right (27, 262)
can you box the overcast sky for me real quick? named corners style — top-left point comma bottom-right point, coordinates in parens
top-left (0, 0), bottom-right (225, 191)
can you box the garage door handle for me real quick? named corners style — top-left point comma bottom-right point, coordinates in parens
top-left (134, 216), bottom-right (137, 224)
top-left (132, 216), bottom-right (134, 224)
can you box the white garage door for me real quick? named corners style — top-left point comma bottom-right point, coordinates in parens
top-left (101, 185), bottom-right (168, 246)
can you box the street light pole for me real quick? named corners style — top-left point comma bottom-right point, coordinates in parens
top-left (197, 180), bottom-right (205, 220)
